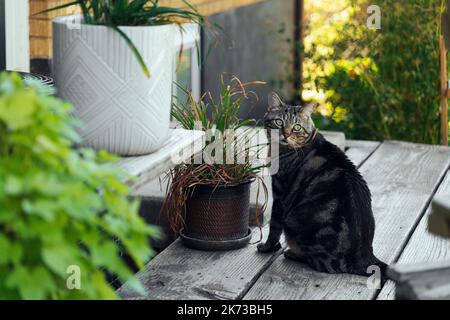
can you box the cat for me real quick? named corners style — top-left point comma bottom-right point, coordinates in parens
top-left (257, 92), bottom-right (387, 277)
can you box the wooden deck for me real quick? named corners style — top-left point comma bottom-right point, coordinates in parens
top-left (118, 139), bottom-right (450, 300)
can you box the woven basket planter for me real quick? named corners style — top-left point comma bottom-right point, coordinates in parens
top-left (180, 180), bottom-right (253, 250)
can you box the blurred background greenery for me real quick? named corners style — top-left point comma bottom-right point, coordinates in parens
top-left (302, 0), bottom-right (448, 144)
top-left (22, 0), bottom-right (450, 144)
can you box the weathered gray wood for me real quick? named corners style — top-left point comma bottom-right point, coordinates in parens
top-left (428, 194), bottom-right (450, 239)
top-left (391, 280), bottom-right (450, 300)
top-left (376, 281), bottom-right (396, 300)
top-left (415, 282), bottom-right (450, 299)
top-left (432, 194), bottom-right (450, 217)
top-left (388, 260), bottom-right (450, 300)
top-left (244, 141), bottom-right (450, 300)
top-left (117, 225), bottom-right (283, 300)
top-left (377, 171), bottom-right (450, 300)
top-left (322, 131), bottom-right (346, 151)
top-left (345, 140), bottom-right (380, 167)
top-left (122, 139), bottom-right (382, 299)
top-left (388, 260), bottom-right (450, 282)
top-left (117, 129), bottom-right (204, 191)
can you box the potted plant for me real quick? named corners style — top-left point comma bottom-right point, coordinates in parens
top-left (39, 0), bottom-right (206, 156)
top-left (163, 76), bottom-right (267, 250)
top-left (0, 72), bottom-right (158, 299)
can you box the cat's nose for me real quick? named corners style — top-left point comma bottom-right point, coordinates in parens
top-left (282, 129), bottom-right (291, 138)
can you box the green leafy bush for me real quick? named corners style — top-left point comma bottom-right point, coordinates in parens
top-left (0, 73), bottom-right (158, 299)
top-left (304, 0), bottom-right (448, 144)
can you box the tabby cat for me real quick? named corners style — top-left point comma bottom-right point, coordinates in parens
top-left (257, 92), bottom-right (387, 276)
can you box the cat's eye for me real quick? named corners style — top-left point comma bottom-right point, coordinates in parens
top-left (293, 124), bottom-right (303, 132)
top-left (273, 119), bottom-right (284, 128)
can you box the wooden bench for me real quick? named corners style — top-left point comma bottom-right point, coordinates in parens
top-left (117, 135), bottom-right (450, 300)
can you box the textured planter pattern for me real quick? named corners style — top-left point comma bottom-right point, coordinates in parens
top-left (184, 181), bottom-right (252, 242)
top-left (53, 16), bottom-right (176, 155)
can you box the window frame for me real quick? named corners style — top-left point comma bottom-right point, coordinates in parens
top-left (173, 23), bottom-right (201, 102)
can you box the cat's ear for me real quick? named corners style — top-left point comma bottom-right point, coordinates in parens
top-left (301, 102), bottom-right (318, 117)
top-left (268, 92), bottom-right (284, 111)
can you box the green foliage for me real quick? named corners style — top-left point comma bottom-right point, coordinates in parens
top-left (171, 76), bottom-right (266, 180)
top-left (172, 78), bottom-right (257, 133)
top-left (304, 0), bottom-right (448, 144)
top-left (36, 0), bottom-right (206, 78)
top-left (0, 73), bottom-right (158, 299)
top-left (165, 76), bottom-right (267, 232)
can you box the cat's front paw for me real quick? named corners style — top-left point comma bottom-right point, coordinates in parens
top-left (257, 241), bottom-right (282, 253)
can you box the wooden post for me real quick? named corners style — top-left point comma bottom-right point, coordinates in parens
top-left (294, 0), bottom-right (304, 103)
top-left (440, 36), bottom-right (449, 146)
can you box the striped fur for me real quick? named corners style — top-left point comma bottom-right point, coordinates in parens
top-left (258, 93), bottom-right (386, 276)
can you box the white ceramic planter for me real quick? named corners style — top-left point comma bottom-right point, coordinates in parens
top-left (52, 16), bottom-right (176, 155)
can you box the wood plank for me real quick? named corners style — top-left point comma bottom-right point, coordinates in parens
top-left (376, 281), bottom-right (396, 300)
top-left (389, 260), bottom-right (450, 281)
top-left (387, 260), bottom-right (450, 299)
top-left (117, 129), bottom-right (204, 191)
top-left (345, 140), bottom-right (380, 167)
top-left (377, 170), bottom-right (450, 300)
top-left (30, 0), bottom-right (78, 59)
top-left (428, 194), bottom-right (450, 238)
top-left (380, 269), bottom-right (450, 300)
top-left (322, 131), bottom-right (346, 152)
top-left (117, 225), bottom-right (283, 300)
top-left (243, 141), bottom-right (450, 300)
top-left (119, 139), bottom-right (380, 299)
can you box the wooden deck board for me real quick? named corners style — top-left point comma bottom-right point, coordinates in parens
top-left (118, 140), bottom-right (380, 299)
top-left (117, 225), bottom-right (283, 300)
top-left (377, 170), bottom-right (450, 300)
top-left (243, 141), bottom-right (450, 300)
top-left (345, 140), bottom-right (380, 167)
top-left (117, 129), bottom-right (204, 191)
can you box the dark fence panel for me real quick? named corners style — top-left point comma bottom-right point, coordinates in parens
top-left (202, 0), bottom-right (297, 121)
